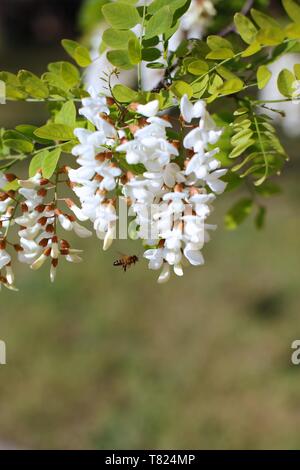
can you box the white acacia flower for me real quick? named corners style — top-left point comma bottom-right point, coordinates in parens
top-left (0, 249), bottom-right (11, 270)
top-left (57, 214), bottom-right (92, 238)
top-left (205, 169), bottom-right (228, 194)
top-left (180, 94), bottom-right (206, 123)
top-left (5, 264), bottom-right (15, 285)
top-left (137, 100), bottom-right (160, 117)
top-left (0, 197), bottom-right (13, 213)
top-left (18, 172), bottom-right (43, 189)
top-left (144, 248), bottom-right (164, 270)
top-left (79, 86), bottom-right (109, 125)
top-left (18, 238), bottom-right (41, 265)
top-left (157, 263), bottom-right (171, 284)
top-left (95, 161), bottom-right (122, 191)
top-left (183, 126), bottom-right (222, 151)
top-left (183, 242), bottom-right (205, 266)
top-left (30, 251), bottom-right (49, 270)
top-left (185, 149), bottom-right (221, 180)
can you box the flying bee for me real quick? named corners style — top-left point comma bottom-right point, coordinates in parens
top-left (113, 254), bottom-right (139, 272)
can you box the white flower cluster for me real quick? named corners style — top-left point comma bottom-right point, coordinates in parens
top-left (68, 87), bottom-right (121, 251)
top-left (0, 170), bottom-right (92, 290)
top-left (0, 173), bottom-right (18, 290)
top-left (69, 89), bottom-right (227, 283)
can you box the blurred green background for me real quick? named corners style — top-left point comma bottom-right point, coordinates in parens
top-left (0, 0), bottom-right (300, 450)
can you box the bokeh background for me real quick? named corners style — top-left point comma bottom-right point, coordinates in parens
top-left (0, 0), bottom-right (300, 450)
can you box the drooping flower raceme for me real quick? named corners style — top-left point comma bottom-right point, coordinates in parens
top-left (65, 88), bottom-right (227, 284)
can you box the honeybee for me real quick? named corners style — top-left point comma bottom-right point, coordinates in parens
top-left (113, 254), bottom-right (139, 272)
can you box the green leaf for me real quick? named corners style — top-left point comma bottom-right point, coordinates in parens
top-left (4, 138), bottom-right (34, 154)
top-left (256, 27), bottom-right (285, 46)
top-left (102, 28), bottom-right (136, 49)
top-left (187, 60), bottom-right (209, 76)
top-left (282, 0), bottom-right (300, 23)
top-left (257, 65), bottom-right (272, 89)
top-left (102, 2), bottom-right (140, 29)
top-left (29, 150), bottom-right (49, 177)
top-left (112, 84), bottom-right (138, 103)
top-left (142, 48), bottom-right (161, 62)
top-left (73, 45), bottom-right (92, 67)
top-left (34, 124), bottom-right (75, 141)
top-left (234, 13), bottom-right (258, 45)
top-left (255, 206), bottom-right (266, 229)
top-left (251, 8), bottom-right (280, 29)
top-left (61, 39), bottom-right (91, 67)
top-left (128, 37), bottom-right (142, 64)
top-left (207, 35), bottom-right (233, 50)
top-left (229, 139), bottom-right (255, 158)
top-left (106, 50), bottom-right (134, 69)
top-left (42, 148), bottom-right (62, 179)
top-left (148, 0), bottom-right (188, 14)
top-left (191, 75), bottom-right (209, 98)
top-left (217, 66), bottom-right (240, 82)
top-left (43, 72), bottom-right (70, 92)
top-left (18, 70), bottom-right (49, 99)
top-left (208, 74), bottom-right (223, 94)
top-left (55, 101), bottom-right (76, 127)
top-left (217, 78), bottom-right (244, 96)
top-left (48, 61), bottom-right (80, 88)
top-left (146, 62), bottom-right (166, 69)
top-left (241, 41), bottom-right (261, 57)
top-left (206, 48), bottom-right (235, 60)
top-left (294, 63), bottom-right (300, 79)
top-left (170, 81), bottom-right (193, 98)
top-left (285, 23), bottom-right (300, 39)
top-left (277, 68), bottom-right (295, 97)
top-left (144, 6), bottom-right (172, 39)
top-left (16, 125), bottom-right (52, 144)
top-left (225, 198), bottom-right (253, 230)
top-left (231, 128), bottom-right (253, 146)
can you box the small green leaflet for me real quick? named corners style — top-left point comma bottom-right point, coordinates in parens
top-left (42, 148), bottom-right (62, 179)
top-left (277, 69), bottom-right (296, 97)
top-left (4, 138), bottom-right (34, 154)
top-left (234, 13), bottom-right (258, 45)
top-left (29, 148), bottom-right (62, 179)
top-left (55, 101), bottom-right (77, 127)
top-left (207, 35), bottom-right (233, 51)
top-left (102, 2), bottom-right (140, 30)
top-left (106, 50), bottom-right (134, 70)
top-left (102, 29), bottom-right (136, 49)
top-left (144, 6), bottom-right (173, 39)
top-left (34, 124), bottom-right (75, 141)
top-left (170, 81), bottom-right (193, 98)
top-left (61, 39), bottom-right (91, 67)
top-left (29, 150), bottom-right (49, 177)
top-left (112, 84), bottom-right (139, 103)
top-left (257, 65), bottom-right (272, 90)
top-left (128, 37), bottom-right (142, 65)
top-left (18, 70), bottom-right (49, 99)
top-left (283, 0), bottom-right (300, 23)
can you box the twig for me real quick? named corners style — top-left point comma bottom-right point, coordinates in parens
top-left (220, 0), bottom-right (254, 37)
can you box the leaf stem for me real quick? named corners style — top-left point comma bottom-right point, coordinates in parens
top-left (138, 1), bottom-right (147, 92)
